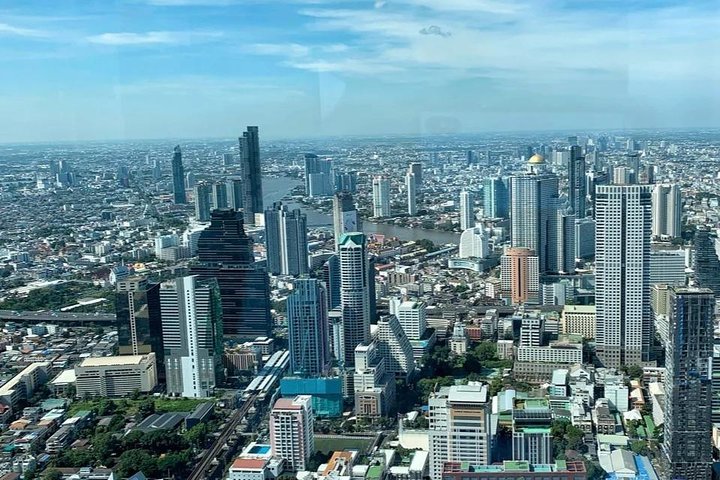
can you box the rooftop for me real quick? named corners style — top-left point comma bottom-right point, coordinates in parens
top-left (79, 354), bottom-right (151, 367)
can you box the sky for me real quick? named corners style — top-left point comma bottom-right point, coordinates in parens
top-left (1, 0), bottom-right (720, 142)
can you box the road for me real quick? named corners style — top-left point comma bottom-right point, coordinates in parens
top-left (187, 394), bottom-right (258, 480)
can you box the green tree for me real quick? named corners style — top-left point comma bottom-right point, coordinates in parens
top-left (138, 398), bottom-right (156, 417)
top-left (474, 342), bottom-right (498, 361)
top-left (115, 450), bottom-right (158, 479)
top-left (631, 440), bottom-right (649, 456)
top-left (92, 432), bottom-right (120, 460)
top-left (184, 423), bottom-right (211, 448)
top-left (42, 469), bottom-right (63, 480)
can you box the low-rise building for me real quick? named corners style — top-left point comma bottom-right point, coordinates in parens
top-left (442, 460), bottom-right (587, 479)
top-left (74, 354), bottom-right (157, 398)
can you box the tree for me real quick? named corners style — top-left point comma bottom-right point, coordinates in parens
top-left (115, 450), bottom-right (159, 479)
top-left (138, 398), bottom-right (156, 417)
top-left (551, 419), bottom-right (586, 457)
top-left (474, 342), bottom-right (498, 361)
top-left (42, 469), bottom-right (63, 480)
top-left (184, 423), bottom-right (211, 448)
top-left (92, 432), bottom-right (120, 460)
top-left (631, 440), bottom-right (649, 456)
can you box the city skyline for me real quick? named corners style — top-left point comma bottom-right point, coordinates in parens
top-left (2, 1), bottom-right (720, 142)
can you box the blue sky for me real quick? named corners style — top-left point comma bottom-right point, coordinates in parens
top-left (1, 0), bottom-right (719, 142)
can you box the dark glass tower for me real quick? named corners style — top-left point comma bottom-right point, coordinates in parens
top-left (693, 226), bottom-right (720, 296)
top-left (568, 145), bottom-right (586, 217)
top-left (663, 287), bottom-right (714, 480)
top-left (190, 209), bottom-right (272, 339)
top-left (239, 126), bottom-right (263, 225)
top-left (171, 145), bottom-right (187, 204)
top-left (264, 202), bottom-right (308, 276)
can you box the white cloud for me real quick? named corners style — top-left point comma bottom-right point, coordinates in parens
top-left (0, 22), bottom-right (49, 38)
top-left (250, 43), bottom-right (311, 57)
top-left (87, 30), bottom-right (223, 46)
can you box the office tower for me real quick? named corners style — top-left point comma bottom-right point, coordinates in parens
top-left (510, 155), bottom-right (560, 273)
top-left (595, 184), bottom-right (653, 368)
top-left (333, 192), bottom-right (361, 250)
top-left (334, 170), bottom-right (357, 193)
top-left (152, 158), bottom-right (162, 181)
top-left (693, 226), bottom-right (720, 296)
top-left (185, 171), bottom-right (196, 189)
top-left (226, 177), bottom-right (243, 210)
top-left (171, 145), bottom-right (187, 204)
top-left (663, 287), bottom-right (714, 480)
top-left (367, 255), bottom-right (378, 323)
top-left (512, 398), bottom-right (553, 465)
top-left (264, 203), bottom-right (309, 276)
top-left (568, 146), bottom-right (586, 217)
top-left (626, 152), bottom-right (640, 179)
top-left (375, 314), bottom-right (415, 379)
top-left (500, 247), bottom-right (539, 305)
top-left (116, 277), bottom-right (165, 381)
top-left (287, 278), bottom-right (330, 377)
top-left (406, 172), bottom-right (417, 215)
top-left (713, 344), bottom-right (720, 424)
top-left (459, 190), bottom-right (475, 230)
top-left (574, 217), bottom-right (595, 260)
top-left (459, 226), bottom-right (489, 259)
top-left (652, 184), bottom-right (682, 239)
top-left (649, 249), bottom-right (686, 286)
top-left (321, 254), bottom-right (341, 310)
top-left (613, 166), bottom-right (633, 185)
top-left (556, 206), bottom-right (576, 274)
top-left (304, 153), bottom-right (319, 193)
top-left (222, 153), bottom-right (234, 166)
top-left (190, 209), bottom-right (272, 339)
top-left (392, 299), bottom-right (427, 341)
top-left (211, 182), bottom-right (228, 210)
top-left (304, 153), bottom-right (333, 197)
top-left (194, 183), bottom-right (212, 222)
top-left (409, 162), bottom-right (423, 187)
top-left (269, 396), bottom-right (314, 471)
top-left (238, 126), bottom-right (263, 225)
top-left (338, 233), bottom-right (371, 365)
top-left (483, 176), bottom-right (508, 219)
top-left (428, 384), bottom-right (491, 480)
top-left (160, 276), bottom-right (223, 398)
top-left (353, 341), bottom-right (396, 417)
top-left (372, 176), bottom-right (391, 217)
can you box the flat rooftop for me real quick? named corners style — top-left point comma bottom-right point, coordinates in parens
top-left (80, 355), bottom-right (149, 367)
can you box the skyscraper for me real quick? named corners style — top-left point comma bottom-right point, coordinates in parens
top-left (500, 247), bottom-right (539, 305)
top-left (663, 287), bottom-right (714, 480)
top-left (190, 209), bottom-right (272, 339)
top-left (287, 278), bottom-right (330, 377)
top-left (269, 396), bottom-right (315, 471)
top-left (459, 190), bottom-right (475, 230)
top-left (693, 226), bottom-right (720, 296)
top-left (408, 162), bottom-right (423, 187)
top-left (194, 183), bottom-right (212, 222)
top-left (556, 205), bottom-right (576, 274)
top-left (652, 183), bottom-right (682, 239)
top-left (568, 146), bottom-right (586, 217)
top-left (372, 176), bottom-right (390, 217)
top-left (239, 126), bottom-right (262, 225)
top-left (406, 172), bottom-right (417, 215)
top-left (333, 192), bottom-right (361, 250)
top-left (458, 226), bottom-right (489, 259)
top-left (211, 182), bottom-right (228, 210)
top-left (595, 184), bottom-right (653, 368)
top-left (483, 176), bottom-right (508, 218)
top-left (226, 177), bottom-right (243, 211)
top-left (391, 299), bottom-right (427, 341)
top-left (339, 233), bottom-right (371, 365)
top-left (160, 275), bottom-right (223, 398)
top-left (375, 314), bottom-right (415, 379)
top-left (171, 145), bottom-right (187, 204)
top-left (264, 203), bottom-right (309, 276)
top-left (510, 154), bottom-right (560, 273)
top-left (304, 153), bottom-right (319, 193)
top-left (304, 153), bottom-right (333, 197)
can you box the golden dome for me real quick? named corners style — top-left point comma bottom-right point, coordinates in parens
top-left (528, 153), bottom-right (545, 164)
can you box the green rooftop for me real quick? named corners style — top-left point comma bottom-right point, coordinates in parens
top-left (366, 465), bottom-right (384, 480)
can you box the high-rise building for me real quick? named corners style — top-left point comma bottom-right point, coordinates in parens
top-left (171, 145), bottom-right (187, 204)
top-left (287, 278), bottom-right (330, 377)
top-left (595, 184), bottom-right (653, 368)
top-left (333, 192), bottom-right (361, 250)
top-left (264, 203), bottom-right (308, 276)
top-left (652, 184), bottom-right (682, 239)
top-left (269, 395), bottom-right (314, 471)
top-left (500, 247), bottom-right (539, 305)
top-left (353, 341), bottom-right (396, 418)
top-left (459, 190), bottom-right (475, 230)
top-left (406, 172), bottom-right (417, 215)
top-left (194, 183), bottom-right (212, 222)
top-left (556, 206), bottom-right (576, 274)
top-left (211, 182), bottom-right (228, 210)
top-left (321, 254), bottom-right (341, 310)
top-left (483, 176), bottom-right (508, 219)
top-left (390, 299), bottom-right (427, 341)
top-left (428, 383), bottom-right (491, 480)
top-left (510, 155), bottom-right (559, 273)
top-left (239, 126), bottom-right (262, 225)
top-left (459, 227), bottom-right (489, 259)
top-left (375, 314), bottom-right (415, 379)
top-left (160, 276), bottom-right (223, 398)
top-left (334, 171), bottom-right (358, 193)
top-left (409, 162), bottom-right (423, 187)
top-left (568, 146), bottom-right (586, 217)
top-left (190, 209), bottom-right (272, 339)
top-left (304, 153), bottom-right (319, 193)
top-left (663, 287), bottom-right (714, 480)
top-left (222, 153), bottom-right (234, 166)
top-left (304, 153), bottom-right (333, 197)
top-left (693, 226), bottom-right (720, 296)
top-left (226, 177), bottom-right (243, 210)
top-left (116, 277), bottom-right (165, 381)
top-left (339, 233), bottom-right (371, 365)
top-left (512, 398), bottom-right (553, 465)
top-left (372, 176), bottom-right (391, 218)
top-left (574, 217), bottom-right (596, 260)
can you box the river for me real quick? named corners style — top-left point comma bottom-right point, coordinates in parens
top-left (262, 176), bottom-right (460, 245)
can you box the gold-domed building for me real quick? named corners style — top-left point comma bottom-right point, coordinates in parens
top-left (528, 153), bottom-right (545, 164)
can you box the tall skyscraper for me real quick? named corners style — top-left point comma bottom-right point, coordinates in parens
top-left (406, 172), bottom-right (417, 215)
top-left (510, 154), bottom-right (560, 273)
top-left (160, 275), bottom-right (223, 398)
top-left (226, 177), bottom-right (243, 211)
top-left (171, 145), bottom-right (187, 204)
top-left (483, 176), bottom-right (508, 218)
top-left (211, 182), bottom-right (228, 210)
top-left (333, 192), bottom-right (361, 250)
top-left (652, 183), bottom-right (682, 239)
top-left (693, 226), bottom-right (720, 296)
top-left (338, 233), bottom-right (371, 365)
top-left (239, 126), bottom-right (263, 225)
top-left (190, 209), bottom-right (272, 339)
top-left (194, 183), bottom-right (212, 222)
top-left (375, 314), bottom-right (415, 379)
top-left (595, 184), bottom-right (653, 368)
top-left (269, 396), bottom-right (315, 471)
top-left (458, 226), bottom-right (489, 259)
top-left (408, 162), bottom-right (423, 187)
top-left (391, 299), bottom-right (427, 341)
top-left (663, 287), bottom-right (714, 480)
top-left (334, 170), bottom-right (357, 193)
top-left (372, 176), bottom-right (391, 218)
top-left (304, 153), bottom-right (333, 197)
top-left (287, 278), bottom-right (330, 377)
top-left (556, 205), bottom-right (576, 274)
top-left (568, 146), bottom-right (586, 217)
top-left (264, 203), bottom-right (309, 276)
top-left (116, 277), bottom-right (165, 381)
top-left (321, 254), bottom-right (341, 310)
top-left (500, 247), bottom-right (539, 305)
top-left (459, 190), bottom-right (475, 230)
top-left (304, 153), bottom-right (319, 193)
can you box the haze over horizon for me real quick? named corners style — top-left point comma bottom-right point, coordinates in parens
top-left (2, 0), bottom-right (720, 143)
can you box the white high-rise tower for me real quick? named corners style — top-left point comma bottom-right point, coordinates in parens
top-left (406, 172), bottom-right (417, 215)
top-left (338, 233), bottom-right (371, 365)
top-left (459, 190), bottom-right (475, 230)
top-left (372, 176), bottom-right (391, 218)
top-left (652, 183), bottom-right (682, 239)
